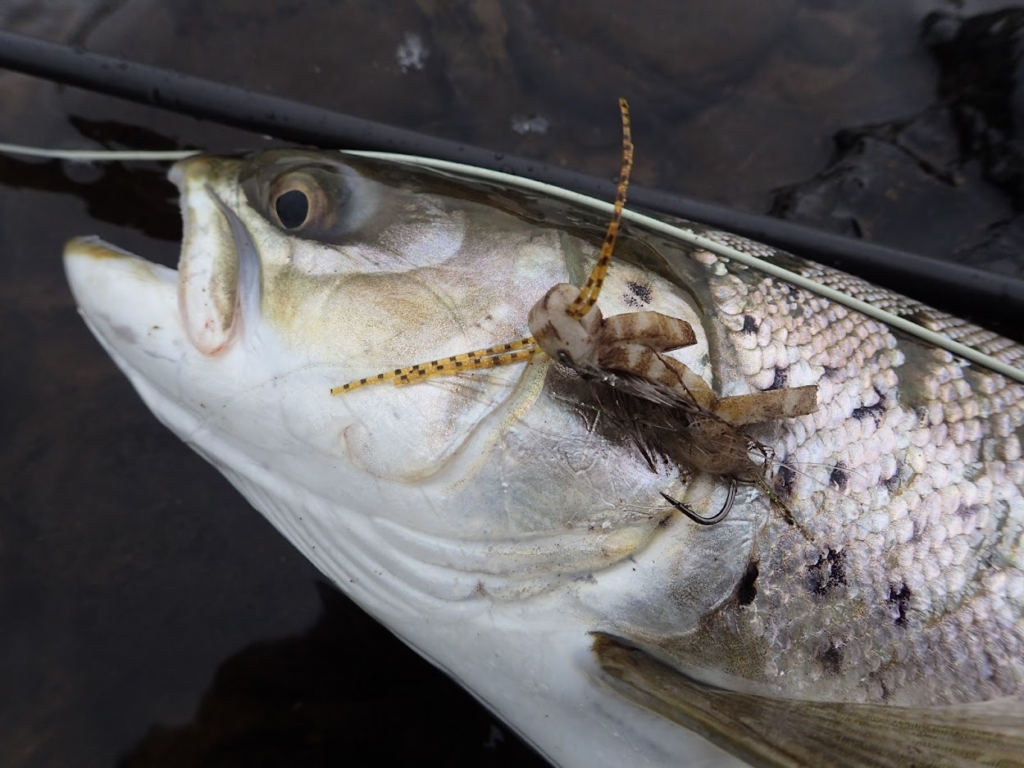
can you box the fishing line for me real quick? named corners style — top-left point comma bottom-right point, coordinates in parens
top-left (0, 142), bottom-right (200, 162)
top-left (346, 150), bottom-right (1024, 387)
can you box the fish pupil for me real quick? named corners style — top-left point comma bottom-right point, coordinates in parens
top-left (275, 189), bottom-right (309, 229)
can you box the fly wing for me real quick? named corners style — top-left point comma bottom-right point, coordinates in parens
top-left (712, 386), bottom-right (819, 426)
top-left (592, 633), bottom-right (1024, 768)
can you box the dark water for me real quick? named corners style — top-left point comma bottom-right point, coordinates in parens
top-left (2, 1), bottom-right (1023, 766)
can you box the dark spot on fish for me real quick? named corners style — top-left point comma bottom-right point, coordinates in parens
top-left (914, 405), bottom-right (932, 426)
top-left (852, 390), bottom-right (887, 426)
top-left (766, 366), bottom-right (789, 391)
top-left (736, 560), bottom-right (759, 607)
top-left (112, 324), bottom-right (137, 345)
top-left (819, 641), bottom-right (844, 675)
top-left (884, 463), bottom-right (903, 492)
top-left (887, 584), bottom-right (912, 627)
top-left (956, 503), bottom-right (983, 518)
top-left (774, 462), bottom-right (797, 497)
top-left (741, 314), bottom-right (759, 334)
top-left (821, 366), bottom-right (841, 379)
top-left (903, 309), bottom-right (931, 328)
top-left (808, 549), bottom-right (846, 596)
top-left (623, 280), bottom-right (653, 307)
top-left (829, 463), bottom-right (849, 492)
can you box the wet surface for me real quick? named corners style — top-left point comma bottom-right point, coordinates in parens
top-left (771, 7), bottom-right (1024, 277)
top-left (2, 1), bottom-right (1024, 767)
top-left (116, 585), bottom-right (539, 767)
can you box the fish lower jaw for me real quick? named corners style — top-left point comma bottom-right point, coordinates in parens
top-left (64, 236), bottom-right (178, 282)
top-left (63, 236), bottom-right (189, 387)
top-left (63, 239), bottom-right (180, 340)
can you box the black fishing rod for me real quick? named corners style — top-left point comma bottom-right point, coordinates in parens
top-left (1, 29), bottom-right (1022, 323)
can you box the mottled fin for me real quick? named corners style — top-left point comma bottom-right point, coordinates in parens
top-left (592, 633), bottom-right (1024, 768)
top-left (714, 385), bottom-right (819, 427)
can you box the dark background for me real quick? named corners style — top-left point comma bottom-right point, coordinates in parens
top-left (2, 1), bottom-right (1023, 766)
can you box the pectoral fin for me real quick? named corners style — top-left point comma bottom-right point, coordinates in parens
top-left (592, 633), bottom-right (1024, 768)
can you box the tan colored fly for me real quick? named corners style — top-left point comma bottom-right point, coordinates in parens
top-left (331, 99), bottom-right (819, 526)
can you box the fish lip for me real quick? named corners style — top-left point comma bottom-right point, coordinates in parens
top-left (204, 184), bottom-right (262, 341)
top-left (169, 155), bottom-right (259, 356)
top-left (63, 234), bottom-right (186, 396)
top-left (62, 235), bottom-right (179, 290)
top-left (62, 235), bottom-right (159, 265)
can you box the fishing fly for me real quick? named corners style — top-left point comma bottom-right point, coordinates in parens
top-left (331, 99), bottom-right (820, 527)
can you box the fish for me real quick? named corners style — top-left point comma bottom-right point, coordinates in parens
top-left (62, 146), bottom-right (1024, 767)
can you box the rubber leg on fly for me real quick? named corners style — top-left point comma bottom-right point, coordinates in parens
top-left (567, 97), bottom-right (633, 318)
top-left (331, 337), bottom-right (539, 394)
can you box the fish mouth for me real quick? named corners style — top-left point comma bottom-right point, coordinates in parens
top-left (63, 156), bottom-right (255, 372)
top-left (63, 231), bottom-right (217, 456)
top-left (63, 154), bottom-right (267, 451)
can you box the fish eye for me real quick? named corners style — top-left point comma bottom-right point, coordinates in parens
top-left (267, 171), bottom-right (333, 232)
top-left (242, 155), bottom-right (372, 243)
top-left (274, 189), bottom-right (310, 229)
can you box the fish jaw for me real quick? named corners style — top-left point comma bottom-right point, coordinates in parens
top-left (61, 220), bottom-right (414, 611)
top-left (63, 236), bottom-right (436, 638)
top-left (64, 236), bottom-right (196, 432)
top-left (63, 233), bottom-right (274, 482)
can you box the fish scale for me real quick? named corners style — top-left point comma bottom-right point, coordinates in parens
top-left (650, 242), bottom-right (1024, 710)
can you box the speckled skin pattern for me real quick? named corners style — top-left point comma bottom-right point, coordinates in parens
top-left (656, 230), bottom-right (1024, 708)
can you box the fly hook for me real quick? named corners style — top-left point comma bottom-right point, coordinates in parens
top-left (660, 478), bottom-right (737, 526)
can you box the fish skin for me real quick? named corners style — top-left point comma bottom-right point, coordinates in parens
top-left (63, 150), bottom-right (1024, 766)
top-left (645, 233), bottom-right (1024, 707)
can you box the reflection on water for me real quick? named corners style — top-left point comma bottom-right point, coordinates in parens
top-left (0, 122), bottom-right (180, 243)
top-left (118, 584), bottom-right (541, 767)
top-left (1, 2), bottom-right (1022, 767)
top-left (773, 9), bottom-right (1024, 281)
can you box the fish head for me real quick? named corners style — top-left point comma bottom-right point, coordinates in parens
top-left (64, 152), bottom-right (763, 765)
top-left (157, 150), bottom-right (571, 489)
